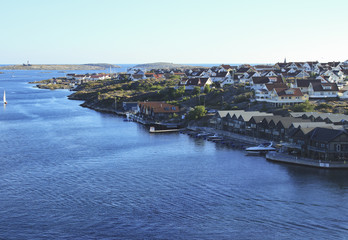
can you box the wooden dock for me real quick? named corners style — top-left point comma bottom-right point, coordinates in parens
top-left (149, 126), bottom-right (183, 133)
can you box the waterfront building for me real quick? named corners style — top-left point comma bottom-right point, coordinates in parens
top-left (138, 101), bottom-right (180, 121)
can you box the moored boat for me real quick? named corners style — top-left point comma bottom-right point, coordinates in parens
top-left (245, 142), bottom-right (276, 155)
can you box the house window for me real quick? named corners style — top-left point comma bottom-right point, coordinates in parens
top-left (336, 144), bottom-right (341, 152)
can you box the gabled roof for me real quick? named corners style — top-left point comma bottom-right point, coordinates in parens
top-left (259, 116), bottom-right (284, 126)
top-left (237, 111), bottom-right (273, 122)
top-left (324, 114), bottom-right (348, 124)
top-left (186, 77), bottom-right (211, 87)
top-left (221, 64), bottom-right (236, 70)
top-left (274, 88), bottom-right (303, 97)
top-left (296, 79), bottom-right (322, 88)
top-left (216, 110), bottom-right (245, 118)
top-left (213, 72), bottom-right (229, 78)
top-left (288, 127), bottom-right (316, 138)
top-left (289, 112), bottom-right (308, 118)
top-left (310, 82), bottom-right (339, 92)
top-left (290, 122), bottom-right (334, 129)
top-left (265, 83), bottom-right (288, 91)
top-left (138, 101), bottom-right (179, 113)
top-left (275, 62), bottom-right (288, 68)
top-left (236, 67), bottom-right (251, 74)
top-left (251, 76), bottom-right (270, 84)
top-left (275, 117), bottom-right (310, 128)
top-left (327, 61), bottom-right (341, 67)
top-left (306, 127), bottom-right (347, 142)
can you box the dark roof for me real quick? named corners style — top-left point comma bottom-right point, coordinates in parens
top-left (307, 127), bottom-right (346, 142)
top-left (214, 72), bottom-right (228, 77)
top-left (265, 83), bottom-right (288, 91)
top-left (296, 79), bottom-right (321, 88)
top-left (236, 67), bottom-right (251, 73)
top-left (221, 64), bottom-right (236, 70)
top-left (186, 78), bottom-right (210, 87)
top-left (251, 76), bottom-right (270, 84)
top-left (310, 82), bottom-right (339, 91)
top-left (276, 117), bottom-right (310, 128)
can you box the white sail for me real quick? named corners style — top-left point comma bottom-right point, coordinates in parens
top-left (3, 90), bottom-right (7, 104)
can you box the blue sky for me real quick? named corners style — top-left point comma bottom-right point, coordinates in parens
top-left (1, 0), bottom-right (347, 64)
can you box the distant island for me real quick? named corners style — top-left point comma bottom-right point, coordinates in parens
top-left (133, 62), bottom-right (207, 69)
top-left (0, 63), bottom-right (120, 70)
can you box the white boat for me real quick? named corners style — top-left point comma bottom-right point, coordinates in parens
top-left (3, 90), bottom-right (7, 104)
top-left (245, 142), bottom-right (276, 155)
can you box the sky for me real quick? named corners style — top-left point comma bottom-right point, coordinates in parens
top-left (1, 0), bottom-right (347, 64)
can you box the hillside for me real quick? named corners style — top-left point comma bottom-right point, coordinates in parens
top-left (0, 63), bottom-right (120, 70)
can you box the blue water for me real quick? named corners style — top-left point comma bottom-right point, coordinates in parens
top-left (0, 70), bottom-right (348, 240)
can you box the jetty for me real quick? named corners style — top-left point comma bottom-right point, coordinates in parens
top-left (149, 126), bottom-right (183, 133)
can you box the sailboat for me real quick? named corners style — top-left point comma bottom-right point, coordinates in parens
top-left (3, 90), bottom-right (7, 104)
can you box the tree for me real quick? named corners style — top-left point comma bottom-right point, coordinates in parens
top-left (204, 84), bottom-right (211, 93)
top-left (176, 86), bottom-right (185, 98)
top-left (187, 105), bottom-right (207, 120)
top-left (193, 86), bottom-right (201, 95)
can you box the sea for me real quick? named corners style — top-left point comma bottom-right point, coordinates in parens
top-left (0, 66), bottom-right (347, 240)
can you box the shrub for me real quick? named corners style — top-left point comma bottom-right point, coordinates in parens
top-left (291, 100), bottom-right (315, 112)
top-left (204, 84), bottom-right (211, 93)
top-left (186, 105), bottom-right (207, 120)
top-left (193, 86), bottom-right (201, 95)
top-left (234, 95), bottom-right (249, 103)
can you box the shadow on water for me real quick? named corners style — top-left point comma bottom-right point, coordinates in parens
top-left (272, 161), bottom-right (348, 187)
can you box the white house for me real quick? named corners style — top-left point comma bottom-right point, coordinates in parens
top-left (210, 71), bottom-right (231, 83)
top-left (268, 88), bottom-right (308, 107)
top-left (308, 82), bottom-right (339, 98)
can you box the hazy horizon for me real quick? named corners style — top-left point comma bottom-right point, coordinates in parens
top-left (1, 0), bottom-right (347, 64)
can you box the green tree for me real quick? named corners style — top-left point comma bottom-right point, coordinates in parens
top-left (291, 100), bottom-right (315, 112)
top-left (176, 86), bottom-right (185, 97)
top-left (193, 86), bottom-right (201, 95)
top-left (187, 105), bottom-right (207, 120)
top-left (204, 84), bottom-right (211, 93)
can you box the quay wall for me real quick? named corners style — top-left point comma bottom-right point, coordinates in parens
top-left (266, 152), bottom-right (348, 169)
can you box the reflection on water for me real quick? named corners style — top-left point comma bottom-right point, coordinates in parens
top-left (0, 70), bottom-right (347, 239)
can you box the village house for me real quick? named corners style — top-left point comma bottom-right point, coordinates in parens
top-left (254, 83), bottom-right (288, 102)
top-left (210, 110), bottom-right (348, 162)
top-left (220, 74), bottom-right (238, 87)
top-left (184, 77), bottom-right (213, 91)
top-left (137, 101), bottom-right (180, 121)
top-left (305, 128), bottom-right (348, 161)
top-left (122, 102), bottom-right (139, 113)
top-left (210, 71), bottom-right (232, 83)
top-left (116, 73), bottom-right (132, 81)
top-left (307, 82), bottom-right (339, 99)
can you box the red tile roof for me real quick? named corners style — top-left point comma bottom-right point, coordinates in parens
top-left (139, 101), bottom-right (179, 113)
top-left (275, 88), bottom-right (303, 97)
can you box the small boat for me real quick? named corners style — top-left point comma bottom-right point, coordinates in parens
top-left (245, 142), bottom-right (276, 155)
top-left (3, 90), bottom-right (7, 104)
